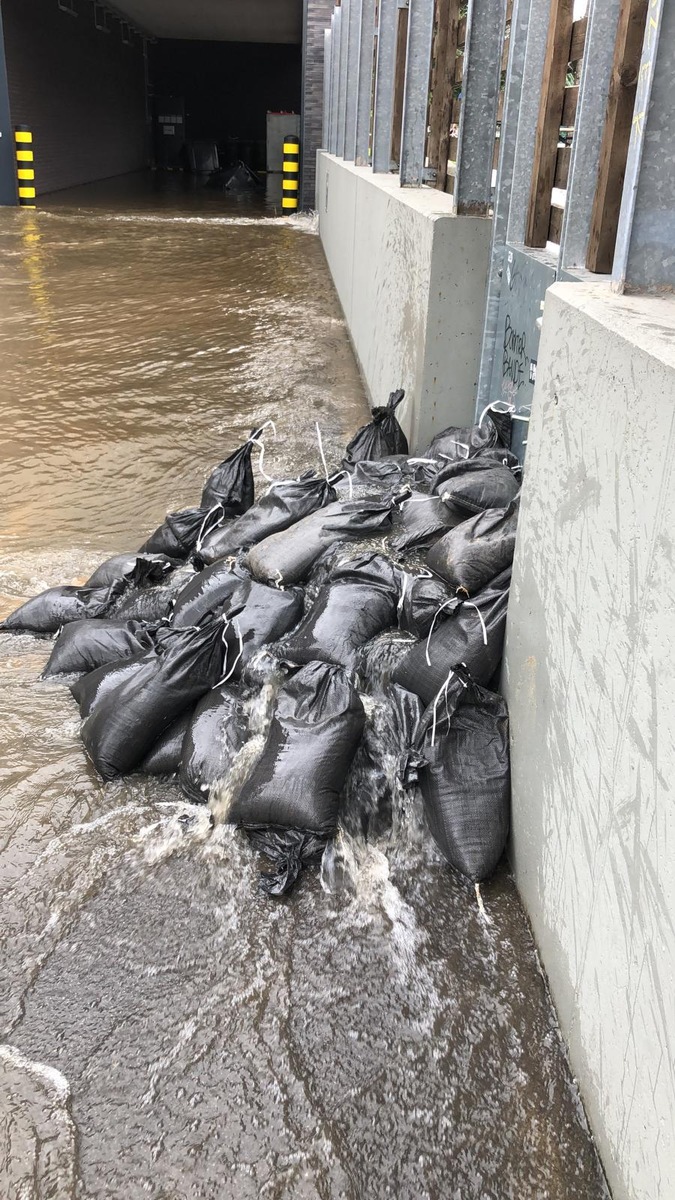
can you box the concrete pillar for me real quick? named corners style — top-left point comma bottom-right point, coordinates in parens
top-left (0, 6), bottom-right (17, 205)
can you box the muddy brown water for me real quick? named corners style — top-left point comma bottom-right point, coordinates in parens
top-left (0, 179), bottom-right (608, 1199)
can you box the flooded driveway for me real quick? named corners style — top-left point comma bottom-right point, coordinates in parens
top-left (0, 178), bottom-right (608, 1199)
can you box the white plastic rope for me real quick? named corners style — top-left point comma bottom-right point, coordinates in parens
top-left (464, 600), bottom-right (488, 646)
top-left (195, 503), bottom-right (224, 553)
top-left (424, 598), bottom-right (457, 665)
top-left (315, 422), bottom-right (331, 484)
top-left (214, 617), bottom-right (244, 687)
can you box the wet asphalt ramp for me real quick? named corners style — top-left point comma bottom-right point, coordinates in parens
top-left (0, 186), bottom-right (608, 1199)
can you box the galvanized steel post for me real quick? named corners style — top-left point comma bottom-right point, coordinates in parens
top-left (355, 0), bottom-right (377, 164)
top-left (372, 0), bottom-right (399, 173)
top-left (399, 0), bottom-right (435, 186)
top-left (506, 0), bottom-right (552, 245)
top-left (329, 7), bottom-right (341, 155)
top-left (322, 29), bottom-right (332, 149)
top-left (558, 0), bottom-right (624, 272)
top-left (453, 0), bottom-right (508, 214)
top-left (344, 0), bottom-right (363, 161)
top-left (475, 0), bottom-right (532, 409)
top-left (611, 0), bottom-right (675, 292)
top-left (337, 0), bottom-right (351, 156)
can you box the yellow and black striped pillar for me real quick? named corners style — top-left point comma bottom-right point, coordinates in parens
top-left (15, 126), bottom-right (36, 208)
top-left (282, 134), bottom-right (300, 211)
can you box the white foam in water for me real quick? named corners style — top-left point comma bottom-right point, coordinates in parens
top-left (0, 1044), bottom-right (77, 1200)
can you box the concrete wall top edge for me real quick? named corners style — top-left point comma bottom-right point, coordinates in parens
top-left (547, 281), bottom-right (675, 372)
top-left (317, 151), bottom-right (491, 224)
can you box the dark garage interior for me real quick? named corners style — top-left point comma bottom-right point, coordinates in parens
top-left (0, 0), bottom-right (304, 196)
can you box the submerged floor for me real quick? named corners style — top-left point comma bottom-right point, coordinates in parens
top-left (0, 177), bottom-right (608, 1199)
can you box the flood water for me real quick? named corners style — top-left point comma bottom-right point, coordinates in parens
top-left (0, 176), bottom-right (608, 1199)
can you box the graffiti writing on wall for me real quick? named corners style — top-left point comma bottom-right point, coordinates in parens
top-left (502, 315), bottom-right (528, 392)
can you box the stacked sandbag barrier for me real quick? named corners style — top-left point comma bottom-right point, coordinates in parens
top-left (1, 392), bottom-right (520, 900)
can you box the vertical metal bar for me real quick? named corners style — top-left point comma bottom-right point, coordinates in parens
top-left (344, 0), bottom-right (363, 160)
top-left (330, 8), bottom-right (342, 154)
top-left (506, 0), bottom-right (553, 245)
top-left (557, 0), bottom-right (619, 272)
top-left (399, 0), bottom-right (435, 185)
top-left (612, 0), bottom-right (675, 291)
top-left (475, 0), bottom-right (532, 409)
top-left (372, 0), bottom-right (399, 172)
top-left (355, 0), bottom-right (377, 164)
top-left (337, 0), bottom-right (351, 156)
top-left (454, 0), bottom-right (508, 214)
top-left (322, 30), bottom-right (332, 149)
top-left (0, 5), bottom-right (17, 206)
top-left (558, 0), bottom-right (623, 271)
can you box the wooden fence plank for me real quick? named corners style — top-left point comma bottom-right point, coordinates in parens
top-left (390, 5), bottom-right (409, 166)
top-left (525, 0), bottom-right (574, 247)
top-left (586, 0), bottom-right (648, 273)
top-left (427, 0), bottom-right (460, 188)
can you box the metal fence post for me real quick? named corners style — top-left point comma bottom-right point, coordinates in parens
top-left (355, 0), bottom-right (377, 164)
top-left (558, 0), bottom-right (624, 272)
top-left (453, 0), bottom-right (508, 214)
top-left (399, 0), bottom-right (435, 185)
top-left (337, 0), bottom-right (351, 157)
top-left (344, 0), bottom-right (363, 160)
top-left (323, 29), bottom-right (332, 150)
top-left (329, 7), bottom-right (342, 154)
top-left (372, 0), bottom-right (399, 172)
top-left (611, 0), bottom-right (675, 292)
top-left (475, 0), bottom-right (532, 409)
top-left (506, 0), bottom-right (553, 245)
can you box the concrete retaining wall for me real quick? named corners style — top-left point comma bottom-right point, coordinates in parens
top-left (317, 152), bottom-right (491, 451)
top-left (504, 281), bottom-right (675, 1200)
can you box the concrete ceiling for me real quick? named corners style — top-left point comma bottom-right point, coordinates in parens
top-left (113, 0), bottom-right (303, 44)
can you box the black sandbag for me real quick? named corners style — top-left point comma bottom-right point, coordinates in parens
top-left (282, 552), bottom-right (400, 669)
top-left (85, 553), bottom-right (175, 589)
top-left (200, 425), bottom-right (261, 513)
top-left (179, 684), bottom-right (248, 804)
top-left (170, 562), bottom-right (248, 628)
top-left (112, 570), bottom-right (188, 623)
top-left (229, 661), bottom-right (365, 837)
top-left (139, 506), bottom-right (219, 560)
top-left (246, 829), bottom-right (327, 897)
top-left (386, 455), bottom-right (439, 489)
top-left (432, 457), bottom-right (520, 514)
top-left (79, 619), bottom-right (225, 780)
top-left (416, 676), bottom-right (510, 881)
top-left (424, 411), bottom-right (511, 461)
top-left (43, 617), bottom-right (155, 678)
top-left (340, 682), bottom-right (423, 841)
top-left (392, 568), bottom-right (511, 704)
top-left (424, 417), bottom-right (497, 462)
top-left (426, 501), bottom-right (519, 596)
top-left (399, 573), bottom-right (457, 638)
top-left (1, 579), bottom-right (126, 636)
top-left (334, 458), bottom-right (405, 497)
top-left (228, 581), bottom-right (303, 674)
top-left (71, 654), bottom-right (146, 720)
top-left (194, 473), bottom-right (337, 567)
top-left (246, 496), bottom-right (396, 587)
top-left (343, 389), bottom-right (408, 464)
top-left (139, 709), bottom-right (193, 775)
top-left (388, 493), bottom-right (465, 555)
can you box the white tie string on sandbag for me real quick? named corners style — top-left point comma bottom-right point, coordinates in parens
top-left (464, 601), bottom-right (488, 646)
top-left (213, 616), bottom-right (244, 688)
top-left (195, 502), bottom-right (224, 553)
top-left (248, 419), bottom-right (277, 484)
top-left (315, 422), bottom-right (331, 485)
top-left (425, 598), bottom-right (458, 666)
top-left (397, 572), bottom-right (410, 625)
